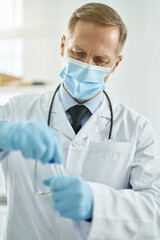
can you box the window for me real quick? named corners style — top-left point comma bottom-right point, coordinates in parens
top-left (0, 0), bottom-right (23, 77)
top-left (0, 0), bottom-right (23, 197)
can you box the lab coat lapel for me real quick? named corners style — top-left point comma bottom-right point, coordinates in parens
top-left (48, 92), bottom-right (75, 139)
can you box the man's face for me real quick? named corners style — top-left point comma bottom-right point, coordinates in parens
top-left (61, 19), bottom-right (123, 84)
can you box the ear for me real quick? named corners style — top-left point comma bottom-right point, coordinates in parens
top-left (111, 55), bottom-right (123, 73)
top-left (60, 35), bottom-right (66, 57)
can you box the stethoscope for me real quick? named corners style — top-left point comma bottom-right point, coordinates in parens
top-left (33, 83), bottom-right (113, 196)
top-left (48, 83), bottom-right (113, 140)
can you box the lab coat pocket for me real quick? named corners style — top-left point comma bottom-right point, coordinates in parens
top-left (88, 140), bottom-right (133, 153)
top-left (67, 141), bottom-right (134, 190)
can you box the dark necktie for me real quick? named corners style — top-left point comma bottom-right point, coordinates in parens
top-left (68, 105), bottom-right (89, 134)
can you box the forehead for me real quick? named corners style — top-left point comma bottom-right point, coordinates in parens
top-left (67, 19), bottom-right (120, 56)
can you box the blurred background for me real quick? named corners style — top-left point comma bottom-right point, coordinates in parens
top-left (0, 0), bottom-right (160, 238)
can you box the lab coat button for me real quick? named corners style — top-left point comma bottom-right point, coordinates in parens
top-left (71, 142), bottom-right (76, 147)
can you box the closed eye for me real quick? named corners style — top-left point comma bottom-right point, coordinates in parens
top-left (95, 57), bottom-right (109, 65)
top-left (97, 58), bottom-right (104, 63)
top-left (74, 51), bottom-right (84, 56)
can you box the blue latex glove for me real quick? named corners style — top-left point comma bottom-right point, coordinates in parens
top-left (43, 175), bottom-right (93, 221)
top-left (0, 120), bottom-right (63, 164)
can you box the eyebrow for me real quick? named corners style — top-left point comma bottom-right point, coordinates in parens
top-left (72, 45), bottom-right (84, 51)
top-left (72, 45), bottom-right (110, 60)
top-left (97, 55), bottom-right (110, 60)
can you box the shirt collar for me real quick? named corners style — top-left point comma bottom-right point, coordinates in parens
top-left (59, 84), bottom-right (104, 114)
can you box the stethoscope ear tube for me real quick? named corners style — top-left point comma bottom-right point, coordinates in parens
top-left (48, 84), bottom-right (113, 140)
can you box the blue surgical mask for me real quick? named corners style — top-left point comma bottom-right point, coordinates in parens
top-left (60, 56), bottom-right (111, 100)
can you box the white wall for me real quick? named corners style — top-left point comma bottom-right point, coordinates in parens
top-left (22, 0), bottom-right (160, 145)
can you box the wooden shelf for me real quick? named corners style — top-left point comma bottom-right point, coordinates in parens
top-left (0, 84), bottom-right (56, 93)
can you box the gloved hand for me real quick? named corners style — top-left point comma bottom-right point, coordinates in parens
top-left (43, 175), bottom-right (93, 221)
top-left (0, 120), bottom-right (63, 164)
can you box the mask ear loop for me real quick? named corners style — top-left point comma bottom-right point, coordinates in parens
top-left (110, 55), bottom-right (120, 73)
top-left (62, 39), bottom-right (68, 67)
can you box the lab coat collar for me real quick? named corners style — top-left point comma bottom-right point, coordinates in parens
top-left (47, 87), bottom-right (111, 140)
top-left (95, 91), bottom-right (111, 119)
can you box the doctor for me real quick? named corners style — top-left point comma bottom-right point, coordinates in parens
top-left (0, 2), bottom-right (160, 240)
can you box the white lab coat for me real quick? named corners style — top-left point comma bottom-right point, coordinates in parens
top-left (0, 89), bottom-right (160, 240)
